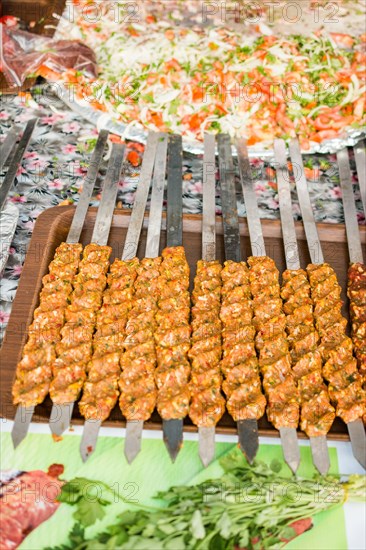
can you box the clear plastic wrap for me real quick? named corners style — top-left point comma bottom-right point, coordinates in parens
top-left (0, 24), bottom-right (97, 88)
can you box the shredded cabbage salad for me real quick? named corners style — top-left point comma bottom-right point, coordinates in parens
top-left (56, 1), bottom-right (366, 148)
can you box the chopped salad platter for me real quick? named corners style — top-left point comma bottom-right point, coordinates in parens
top-left (51, 0), bottom-right (366, 154)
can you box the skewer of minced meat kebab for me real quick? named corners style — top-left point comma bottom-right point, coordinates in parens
top-left (80, 133), bottom-right (164, 462)
top-left (188, 134), bottom-right (225, 467)
top-left (11, 130), bottom-right (109, 448)
top-left (290, 139), bottom-right (366, 470)
top-left (50, 133), bottom-right (158, 439)
top-left (217, 134), bottom-right (266, 464)
top-left (48, 137), bottom-right (123, 437)
top-left (237, 138), bottom-right (301, 475)
top-left (119, 133), bottom-right (167, 464)
top-left (337, 148), bottom-right (366, 429)
top-left (274, 139), bottom-right (335, 475)
top-left (71, 141), bottom-right (124, 458)
top-left (155, 135), bottom-right (192, 463)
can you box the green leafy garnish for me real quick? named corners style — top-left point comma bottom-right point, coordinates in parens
top-left (50, 450), bottom-right (365, 550)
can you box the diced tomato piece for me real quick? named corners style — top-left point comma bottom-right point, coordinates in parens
top-left (127, 150), bottom-right (141, 167)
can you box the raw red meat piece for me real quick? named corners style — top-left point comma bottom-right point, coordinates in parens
top-left (0, 468), bottom-right (63, 550)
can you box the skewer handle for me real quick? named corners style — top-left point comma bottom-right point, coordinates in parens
top-left (0, 125), bottom-right (19, 172)
top-left (337, 148), bottom-right (364, 264)
top-left (145, 134), bottom-right (168, 258)
top-left (202, 133), bottom-right (217, 261)
top-left (218, 134), bottom-right (241, 262)
top-left (67, 129), bottom-right (109, 244)
top-left (289, 139), bottom-right (324, 265)
top-left (274, 139), bottom-right (301, 270)
top-left (91, 142), bottom-right (126, 246)
top-left (122, 132), bottom-right (159, 260)
top-left (0, 118), bottom-right (38, 213)
top-left (236, 138), bottom-right (266, 257)
top-left (354, 140), bottom-right (366, 216)
top-left (166, 135), bottom-right (183, 248)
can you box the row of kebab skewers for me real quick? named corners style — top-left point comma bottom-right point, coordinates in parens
top-left (9, 129), bottom-right (366, 475)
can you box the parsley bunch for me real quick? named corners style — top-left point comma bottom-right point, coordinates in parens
top-left (49, 450), bottom-right (365, 550)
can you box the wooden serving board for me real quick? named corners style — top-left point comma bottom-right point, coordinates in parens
top-left (2, 206), bottom-right (365, 440)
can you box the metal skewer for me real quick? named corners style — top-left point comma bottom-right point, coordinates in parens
top-left (54, 137), bottom-right (121, 439)
top-left (290, 139), bottom-right (366, 470)
top-left (125, 134), bottom-right (168, 461)
top-left (0, 118), bottom-right (38, 213)
top-left (274, 139), bottom-right (330, 475)
top-left (117, 131), bottom-right (163, 463)
top-left (237, 137), bottom-right (301, 474)
top-left (162, 134), bottom-right (185, 463)
top-left (218, 134), bottom-right (259, 464)
top-left (337, 147), bottom-right (366, 470)
top-left (196, 133), bottom-right (218, 467)
top-left (79, 142), bottom-right (127, 461)
top-left (81, 134), bottom-right (165, 463)
top-left (337, 148), bottom-right (365, 264)
top-left (0, 125), bottom-right (19, 172)
top-left (354, 140), bottom-right (366, 215)
top-left (11, 130), bottom-right (109, 449)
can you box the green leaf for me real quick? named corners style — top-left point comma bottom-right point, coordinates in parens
top-left (157, 522), bottom-right (176, 535)
top-left (209, 533), bottom-right (228, 550)
top-left (191, 510), bottom-right (206, 540)
top-left (279, 526), bottom-right (297, 541)
top-left (45, 523), bottom-right (86, 550)
top-left (238, 529), bottom-right (249, 548)
top-left (59, 477), bottom-right (107, 501)
top-left (270, 459), bottom-right (282, 473)
top-left (128, 518), bottom-right (152, 536)
top-left (57, 483), bottom-right (82, 504)
top-left (142, 523), bottom-right (156, 538)
top-left (117, 511), bottom-right (141, 526)
top-left (104, 534), bottom-right (128, 549)
top-left (124, 537), bottom-right (159, 550)
top-left (220, 449), bottom-right (248, 473)
top-left (164, 537), bottom-right (186, 549)
top-left (73, 498), bottom-right (106, 528)
top-left (217, 512), bottom-right (232, 539)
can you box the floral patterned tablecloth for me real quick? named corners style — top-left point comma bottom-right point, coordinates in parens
top-left (0, 89), bottom-right (365, 342)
